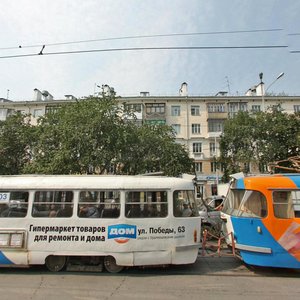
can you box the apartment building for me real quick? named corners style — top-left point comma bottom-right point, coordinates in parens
top-left (121, 90), bottom-right (300, 196)
top-left (1, 85), bottom-right (300, 197)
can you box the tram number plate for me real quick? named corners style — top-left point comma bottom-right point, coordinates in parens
top-left (0, 193), bottom-right (10, 202)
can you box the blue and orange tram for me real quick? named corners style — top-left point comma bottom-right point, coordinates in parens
top-left (221, 173), bottom-right (300, 269)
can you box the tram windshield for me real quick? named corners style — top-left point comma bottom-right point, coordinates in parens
top-left (222, 189), bottom-right (267, 218)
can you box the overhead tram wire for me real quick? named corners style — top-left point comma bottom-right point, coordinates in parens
top-left (0, 28), bottom-right (283, 51)
top-left (0, 45), bottom-right (288, 60)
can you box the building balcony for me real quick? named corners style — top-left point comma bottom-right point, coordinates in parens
top-left (207, 112), bottom-right (228, 119)
top-left (144, 119), bottom-right (166, 125)
top-left (144, 111), bottom-right (166, 125)
top-left (144, 112), bottom-right (166, 121)
top-left (208, 132), bottom-right (222, 139)
top-left (193, 152), bottom-right (205, 159)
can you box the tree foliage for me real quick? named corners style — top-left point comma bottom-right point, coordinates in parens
top-left (0, 113), bottom-right (33, 174)
top-left (17, 96), bottom-right (193, 176)
top-left (24, 97), bottom-right (126, 174)
top-left (118, 123), bottom-right (193, 176)
top-left (220, 108), bottom-right (300, 180)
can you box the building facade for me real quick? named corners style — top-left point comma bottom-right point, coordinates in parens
top-left (1, 87), bottom-right (300, 197)
top-left (121, 92), bottom-right (300, 197)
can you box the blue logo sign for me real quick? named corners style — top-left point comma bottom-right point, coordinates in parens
top-left (108, 224), bottom-right (137, 243)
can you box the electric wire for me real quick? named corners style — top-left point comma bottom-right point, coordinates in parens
top-left (0, 45), bottom-right (288, 60)
top-left (0, 28), bottom-right (284, 51)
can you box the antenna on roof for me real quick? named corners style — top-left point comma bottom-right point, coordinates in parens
top-left (225, 76), bottom-right (231, 95)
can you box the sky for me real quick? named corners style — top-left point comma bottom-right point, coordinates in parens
top-left (0, 0), bottom-right (300, 101)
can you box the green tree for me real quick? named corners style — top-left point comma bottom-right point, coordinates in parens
top-left (0, 113), bottom-right (33, 174)
top-left (24, 97), bottom-right (126, 174)
top-left (219, 111), bottom-right (257, 177)
top-left (24, 96), bottom-right (193, 176)
top-left (220, 108), bottom-right (300, 181)
top-left (254, 108), bottom-right (300, 167)
top-left (118, 123), bottom-right (193, 176)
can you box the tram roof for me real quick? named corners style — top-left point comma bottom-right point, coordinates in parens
top-left (0, 175), bottom-right (194, 190)
top-left (232, 173), bottom-right (300, 190)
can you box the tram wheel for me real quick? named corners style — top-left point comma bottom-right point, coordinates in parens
top-left (103, 256), bottom-right (124, 273)
top-left (45, 255), bottom-right (67, 272)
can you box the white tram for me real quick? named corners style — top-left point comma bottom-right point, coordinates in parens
top-left (0, 175), bottom-right (200, 272)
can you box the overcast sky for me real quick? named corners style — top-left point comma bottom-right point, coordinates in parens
top-left (1, 0), bottom-right (300, 100)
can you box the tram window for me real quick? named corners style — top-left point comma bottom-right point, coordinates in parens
top-left (78, 190), bottom-right (120, 218)
top-left (125, 191), bottom-right (168, 218)
top-left (0, 191), bottom-right (28, 218)
top-left (292, 191), bottom-right (300, 218)
top-left (273, 191), bottom-right (294, 219)
top-left (222, 189), bottom-right (245, 216)
top-left (238, 190), bottom-right (267, 218)
top-left (173, 190), bottom-right (199, 218)
top-left (32, 191), bottom-right (73, 218)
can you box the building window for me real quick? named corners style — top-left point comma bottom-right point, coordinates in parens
top-left (259, 163), bottom-right (268, 173)
top-left (228, 102), bottom-right (248, 117)
top-left (294, 105), bottom-right (300, 113)
top-left (193, 143), bottom-right (202, 153)
top-left (239, 103), bottom-right (248, 111)
top-left (228, 102), bottom-right (248, 112)
top-left (195, 162), bottom-right (203, 173)
top-left (171, 106), bottom-right (181, 116)
top-left (252, 105), bottom-right (261, 112)
top-left (45, 106), bottom-right (60, 114)
top-left (0, 109), bottom-right (7, 117)
top-left (271, 105), bottom-right (281, 112)
top-left (210, 142), bottom-right (216, 156)
top-left (145, 103), bottom-right (165, 114)
top-left (145, 120), bottom-right (166, 126)
top-left (172, 124), bottom-right (181, 134)
top-left (191, 105), bottom-right (200, 116)
top-left (33, 109), bottom-right (43, 118)
top-left (208, 120), bottom-right (224, 132)
top-left (211, 184), bottom-right (218, 196)
top-left (243, 162), bottom-right (250, 173)
top-left (16, 110), bottom-right (26, 115)
top-left (211, 162), bottom-right (217, 172)
top-left (191, 124), bottom-right (201, 134)
top-left (207, 103), bottom-right (225, 113)
top-left (124, 103), bottom-right (142, 113)
top-left (228, 103), bottom-right (238, 113)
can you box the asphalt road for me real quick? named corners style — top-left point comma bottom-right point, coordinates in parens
top-left (0, 252), bottom-right (299, 300)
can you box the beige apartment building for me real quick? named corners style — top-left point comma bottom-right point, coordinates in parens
top-left (1, 84), bottom-right (300, 197)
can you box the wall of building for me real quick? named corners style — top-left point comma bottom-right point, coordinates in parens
top-left (0, 94), bottom-right (299, 187)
